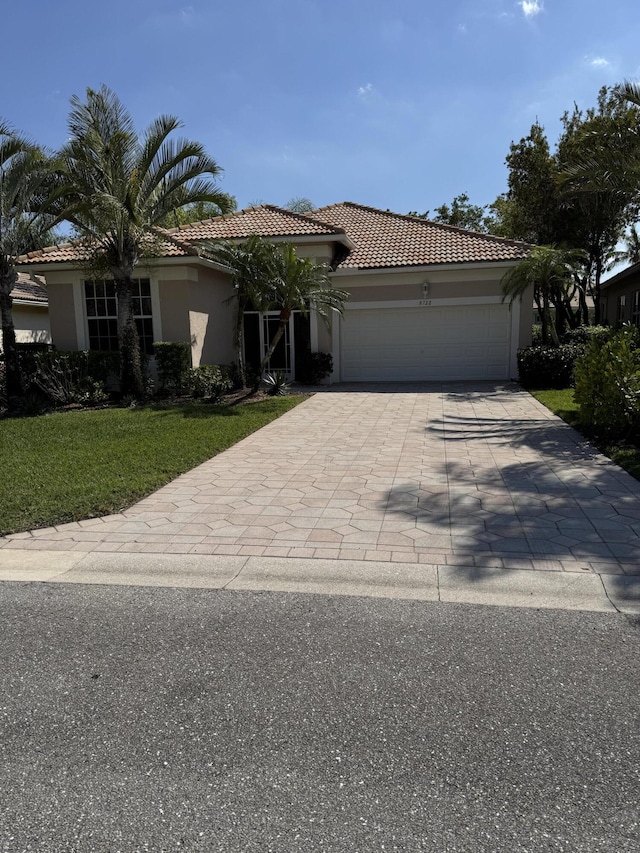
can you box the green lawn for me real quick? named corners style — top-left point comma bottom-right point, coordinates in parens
top-left (0, 397), bottom-right (304, 536)
top-left (531, 389), bottom-right (640, 482)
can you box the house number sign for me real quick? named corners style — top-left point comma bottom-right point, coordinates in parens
top-left (418, 299), bottom-right (432, 306)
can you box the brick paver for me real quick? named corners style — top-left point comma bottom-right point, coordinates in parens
top-left (4, 383), bottom-right (640, 574)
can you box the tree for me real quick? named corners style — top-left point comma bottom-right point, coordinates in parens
top-left (556, 87), bottom-right (640, 322)
top-left (202, 235), bottom-right (279, 386)
top-left (160, 196), bottom-right (237, 228)
top-left (0, 125), bottom-right (57, 405)
top-left (255, 243), bottom-right (348, 388)
top-left (55, 85), bottom-right (233, 397)
top-left (494, 121), bottom-right (560, 245)
top-left (407, 193), bottom-right (496, 233)
top-left (284, 197), bottom-right (315, 214)
top-left (501, 246), bottom-right (586, 346)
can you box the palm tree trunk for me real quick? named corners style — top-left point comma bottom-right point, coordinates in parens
top-left (234, 293), bottom-right (248, 388)
top-left (541, 286), bottom-right (559, 347)
top-left (115, 277), bottom-right (144, 398)
top-left (254, 319), bottom-right (287, 392)
top-left (0, 268), bottom-right (23, 406)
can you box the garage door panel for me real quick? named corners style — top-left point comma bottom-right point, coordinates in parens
top-left (341, 305), bottom-right (511, 381)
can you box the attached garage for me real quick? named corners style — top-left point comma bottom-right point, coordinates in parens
top-left (339, 301), bottom-right (514, 382)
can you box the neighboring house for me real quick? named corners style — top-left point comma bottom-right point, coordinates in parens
top-left (16, 202), bottom-right (532, 382)
top-left (601, 262), bottom-right (640, 328)
top-left (1, 273), bottom-right (51, 353)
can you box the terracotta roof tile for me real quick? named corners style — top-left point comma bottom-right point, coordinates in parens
top-left (313, 202), bottom-right (531, 269)
top-left (12, 273), bottom-right (48, 304)
top-left (16, 202), bottom-right (530, 272)
top-left (17, 233), bottom-right (193, 265)
top-left (165, 204), bottom-right (346, 240)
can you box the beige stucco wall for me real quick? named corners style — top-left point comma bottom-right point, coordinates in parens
top-left (187, 267), bottom-right (236, 367)
top-left (10, 303), bottom-right (51, 345)
top-left (45, 278), bottom-right (79, 350)
top-left (158, 279), bottom-right (191, 344)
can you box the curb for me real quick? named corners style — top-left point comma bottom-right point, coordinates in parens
top-left (1, 550), bottom-right (638, 614)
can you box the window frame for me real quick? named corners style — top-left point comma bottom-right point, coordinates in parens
top-left (84, 278), bottom-right (154, 354)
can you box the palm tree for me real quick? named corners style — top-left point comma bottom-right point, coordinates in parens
top-left (0, 125), bottom-right (56, 405)
top-left (502, 246), bottom-right (586, 346)
top-left (202, 235), bottom-right (279, 386)
top-left (255, 242), bottom-right (348, 387)
top-left (55, 85), bottom-right (232, 397)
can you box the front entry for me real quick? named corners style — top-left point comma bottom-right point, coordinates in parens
top-left (243, 311), bottom-right (311, 380)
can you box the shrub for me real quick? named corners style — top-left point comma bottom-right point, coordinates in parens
top-left (28, 351), bottom-right (111, 407)
top-left (517, 344), bottom-right (586, 389)
top-left (560, 325), bottom-right (612, 345)
top-left (188, 365), bottom-right (233, 401)
top-left (263, 371), bottom-right (291, 396)
top-left (574, 325), bottom-right (640, 441)
top-left (153, 341), bottom-right (191, 395)
top-left (297, 351), bottom-right (333, 385)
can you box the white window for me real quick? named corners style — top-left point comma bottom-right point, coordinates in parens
top-left (632, 291), bottom-right (640, 328)
top-left (617, 294), bottom-right (626, 323)
top-left (84, 278), bottom-right (154, 354)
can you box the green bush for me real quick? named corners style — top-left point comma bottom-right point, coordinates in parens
top-left (574, 325), bottom-right (640, 441)
top-left (297, 351), bottom-right (334, 385)
top-left (153, 341), bottom-right (192, 395)
top-left (28, 351), bottom-right (111, 407)
top-left (188, 365), bottom-right (232, 401)
top-left (560, 325), bottom-right (612, 345)
top-left (517, 344), bottom-right (586, 389)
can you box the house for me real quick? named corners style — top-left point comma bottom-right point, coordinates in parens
top-left (1, 273), bottom-right (51, 352)
top-left (16, 202), bottom-right (532, 382)
top-left (600, 262), bottom-right (640, 327)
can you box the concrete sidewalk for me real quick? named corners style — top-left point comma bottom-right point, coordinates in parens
top-left (2, 383), bottom-right (640, 611)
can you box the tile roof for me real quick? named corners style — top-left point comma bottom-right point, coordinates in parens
top-left (165, 204), bottom-right (347, 240)
top-left (16, 202), bottom-right (530, 272)
top-left (313, 202), bottom-right (531, 270)
top-left (12, 273), bottom-right (48, 304)
top-left (17, 233), bottom-right (195, 265)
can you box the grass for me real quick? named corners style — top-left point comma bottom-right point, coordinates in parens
top-left (0, 397), bottom-right (304, 536)
top-left (531, 389), bottom-right (640, 482)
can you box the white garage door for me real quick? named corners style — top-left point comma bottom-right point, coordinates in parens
top-left (340, 304), bottom-right (512, 381)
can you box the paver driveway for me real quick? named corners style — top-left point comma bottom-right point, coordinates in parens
top-left (3, 383), bottom-right (640, 575)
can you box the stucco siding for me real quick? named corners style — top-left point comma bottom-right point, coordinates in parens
top-left (188, 268), bottom-right (235, 367)
top-left (158, 280), bottom-right (191, 345)
top-left (47, 281), bottom-right (79, 351)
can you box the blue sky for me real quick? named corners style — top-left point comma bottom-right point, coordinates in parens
top-left (3, 0), bottom-right (639, 215)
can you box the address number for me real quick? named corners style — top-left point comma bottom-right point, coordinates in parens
top-left (418, 299), bottom-right (432, 306)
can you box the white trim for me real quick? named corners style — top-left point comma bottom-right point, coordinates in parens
top-left (332, 312), bottom-right (341, 382)
top-left (150, 278), bottom-right (163, 343)
top-left (310, 311), bottom-right (319, 352)
top-left (73, 280), bottom-right (87, 350)
top-left (345, 296), bottom-right (504, 310)
top-left (509, 299), bottom-right (520, 378)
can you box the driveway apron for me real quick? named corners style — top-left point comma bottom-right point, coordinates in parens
top-left (3, 383), bottom-right (640, 575)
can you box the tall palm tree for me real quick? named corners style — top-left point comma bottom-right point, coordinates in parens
top-left (255, 242), bottom-right (348, 387)
top-left (202, 235), bottom-right (279, 386)
top-left (0, 125), bottom-right (56, 405)
top-left (56, 85), bottom-right (232, 397)
top-left (502, 246), bottom-right (586, 346)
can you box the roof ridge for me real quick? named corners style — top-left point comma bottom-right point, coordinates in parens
top-left (166, 203), bottom-right (347, 237)
top-left (316, 201), bottom-right (533, 248)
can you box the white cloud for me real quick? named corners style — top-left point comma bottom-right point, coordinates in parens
top-left (520, 1), bottom-right (543, 18)
top-left (457, 23), bottom-right (468, 35)
top-left (590, 57), bottom-right (610, 68)
top-left (358, 83), bottom-right (374, 98)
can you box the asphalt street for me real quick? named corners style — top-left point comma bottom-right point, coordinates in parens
top-left (1, 583), bottom-right (638, 852)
